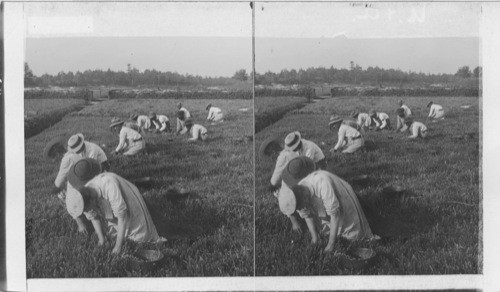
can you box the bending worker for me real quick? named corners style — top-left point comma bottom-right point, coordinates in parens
top-left (66, 158), bottom-right (164, 254)
top-left (129, 113), bottom-right (152, 133)
top-left (405, 117), bottom-right (428, 139)
top-left (284, 131), bottom-right (326, 169)
top-left (149, 112), bottom-right (171, 133)
top-left (110, 118), bottom-right (146, 155)
top-left (427, 101), bottom-right (445, 121)
top-left (369, 109), bottom-right (391, 131)
top-left (281, 156), bottom-right (375, 252)
top-left (395, 100), bottom-right (412, 132)
top-left (329, 115), bottom-right (364, 154)
top-left (206, 103), bottom-right (224, 123)
top-left (185, 118), bottom-right (208, 142)
top-left (350, 110), bottom-right (371, 131)
top-left (176, 102), bottom-right (191, 135)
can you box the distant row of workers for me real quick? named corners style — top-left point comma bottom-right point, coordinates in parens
top-left (109, 102), bottom-right (224, 155)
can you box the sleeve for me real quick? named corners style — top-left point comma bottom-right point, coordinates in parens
top-left (270, 154), bottom-right (287, 186)
top-left (54, 155), bottom-right (71, 188)
top-left (364, 116), bottom-right (371, 128)
top-left (317, 177), bottom-right (340, 216)
top-left (334, 127), bottom-right (346, 150)
top-left (115, 128), bottom-right (127, 152)
top-left (357, 116), bottom-right (363, 126)
top-left (103, 178), bottom-right (128, 218)
top-left (207, 108), bottom-right (214, 120)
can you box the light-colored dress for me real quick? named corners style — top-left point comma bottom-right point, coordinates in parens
top-left (334, 124), bottom-right (364, 153)
top-left (207, 107), bottom-right (224, 122)
top-left (294, 139), bottom-right (325, 163)
top-left (297, 170), bottom-right (373, 241)
top-left (116, 126), bottom-right (145, 155)
top-left (189, 124), bottom-right (208, 141)
top-left (84, 173), bottom-right (160, 243)
top-left (428, 104), bottom-right (445, 119)
top-left (409, 121), bottom-right (428, 139)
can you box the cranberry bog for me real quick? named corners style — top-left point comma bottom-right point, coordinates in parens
top-left (255, 95), bottom-right (480, 275)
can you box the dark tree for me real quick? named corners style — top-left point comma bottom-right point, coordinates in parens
top-left (232, 69), bottom-right (248, 81)
top-left (473, 66), bottom-right (482, 78)
top-left (455, 66), bottom-right (472, 78)
top-left (24, 62), bottom-right (36, 87)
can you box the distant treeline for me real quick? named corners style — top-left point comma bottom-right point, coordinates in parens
top-left (255, 64), bottom-right (481, 86)
top-left (108, 89), bottom-right (252, 100)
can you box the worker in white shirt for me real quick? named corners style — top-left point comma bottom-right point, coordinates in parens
top-left (350, 110), bottom-right (371, 130)
top-left (280, 156), bottom-right (375, 252)
top-left (148, 112), bottom-right (171, 133)
top-left (129, 113), bottom-right (152, 133)
top-left (284, 131), bottom-right (326, 169)
top-left (427, 101), bottom-right (445, 120)
top-left (405, 118), bottom-right (428, 139)
top-left (110, 118), bottom-right (146, 155)
top-left (369, 109), bottom-right (391, 131)
top-left (329, 115), bottom-right (364, 154)
top-left (66, 158), bottom-right (164, 254)
top-left (206, 103), bottom-right (224, 123)
top-left (176, 102), bottom-right (191, 134)
top-left (185, 118), bottom-right (208, 142)
top-left (395, 100), bottom-right (412, 132)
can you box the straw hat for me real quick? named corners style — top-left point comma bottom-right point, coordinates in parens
top-left (278, 184), bottom-right (296, 216)
top-left (328, 115), bottom-right (343, 127)
top-left (206, 103), bottom-right (212, 110)
top-left (109, 117), bottom-right (124, 128)
top-left (427, 101), bottom-right (433, 108)
top-left (43, 136), bottom-right (67, 161)
top-left (67, 133), bottom-right (85, 153)
top-left (129, 113), bottom-right (139, 120)
top-left (148, 112), bottom-right (157, 120)
top-left (66, 188), bottom-right (85, 219)
top-left (368, 109), bottom-right (376, 117)
top-left (284, 131), bottom-right (302, 151)
top-left (258, 136), bottom-right (282, 160)
top-left (67, 158), bottom-right (101, 188)
top-left (282, 156), bottom-right (316, 187)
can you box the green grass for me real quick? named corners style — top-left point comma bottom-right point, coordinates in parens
top-left (255, 96), bottom-right (480, 275)
top-left (25, 99), bottom-right (254, 277)
top-left (255, 96), bottom-right (308, 133)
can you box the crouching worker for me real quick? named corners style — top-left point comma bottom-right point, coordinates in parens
top-left (281, 156), bottom-right (375, 252)
top-left (284, 131), bottom-right (327, 169)
top-left (149, 112), bottom-right (171, 134)
top-left (110, 118), bottom-right (146, 155)
top-left (405, 118), bottom-right (428, 139)
top-left (427, 101), bottom-right (445, 121)
top-left (329, 115), bottom-right (364, 154)
top-left (185, 118), bottom-right (208, 142)
top-left (369, 109), bottom-right (391, 131)
top-left (206, 103), bottom-right (224, 123)
top-left (66, 158), bottom-right (164, 254)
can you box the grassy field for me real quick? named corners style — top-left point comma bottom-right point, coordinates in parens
top-left (255, 96), bottom-right (308, 133)
top-left (255, 96), bottom-right (480, 275)
top-left (25, 98), bottom-right (254, 277)
top-left (24, 99), bottom-right (88, 138)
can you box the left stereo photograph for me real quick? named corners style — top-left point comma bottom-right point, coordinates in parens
top-left (23, 2), bottom-right (254, 278)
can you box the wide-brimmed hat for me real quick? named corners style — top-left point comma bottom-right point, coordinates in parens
top-left (67, 133), bottom-right (85, 153)
top-left (148, 112), bottom-right (157, 120)
top-left (282, 156), bottom-right (316, 187)
top-left (43, 136), bottom-right (67, 161)
top-left (350, 110), bottom-right (359, 118)
top-left (278, 184), bottom-right (296, 216)
top-left (177, 110), bottom-right (185, 119)
top-left (67, 158), bottom-right (101, 188)
top-left (206, 103), bottom-right (212, 110)
top-left (184, 118), bottom-right (194, 128)
top-left (328, 115), bottom-right (343, 127)
top-left (259, 136), bottom-right (282, 160)
top-left (427, 101), bottom-right (433, 108)
top-left (66, 187), bottom-right (93, 219)
top-left (396, 108), bottom-right (405, 117)
top-left (129, 113), bottom-right (139, 120)
top-left (284, 131), bottom-right (302, 151)
top-left (109, 117), bottom-right (124, 128)
top-left (368, 109), bottom-right (376, 117)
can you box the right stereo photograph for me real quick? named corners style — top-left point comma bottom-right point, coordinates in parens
top-left (254, 2), bottom-right (481, 276)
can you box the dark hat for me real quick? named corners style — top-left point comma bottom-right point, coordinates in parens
top-left (282, 156), bottom-right (316, 187)
top-left (109, 117), bottom-right (124, 128)
top-left (284, 131), bottom-right (302, 151)
top-left (67, 158), bottom-right (101, 188)
top-left (396, 108), bottom-right (405, 117)
top-left (206, 103), bottom-right (212, 110)
top-left (350, 110), bottom-right (359, 118)
top-left (67, 133), bottom-right (85, 153)
top-left (129, 113), bottom-right (139, 120)
top-left (177, 110), bottom-right (185, 119)
top-left (427, 101), bottom-right (433, 108)
top-left (43, 136), bottom-right (67, 161)
top-left (404, 117), bottom-right (414, 125)
top-left (259, 136), bottom-right (282, 160)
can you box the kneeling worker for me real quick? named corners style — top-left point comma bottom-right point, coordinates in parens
top-left (110, 118), bottom-right (146, 155)
top-left (405, 118), bottom-right (428, 139)
top-left (206, 103), bottom-right (224, 123)
top-left (329, 115), bottom-right (364, 154)
top-left (185, 118), bottom-right (208, 142)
